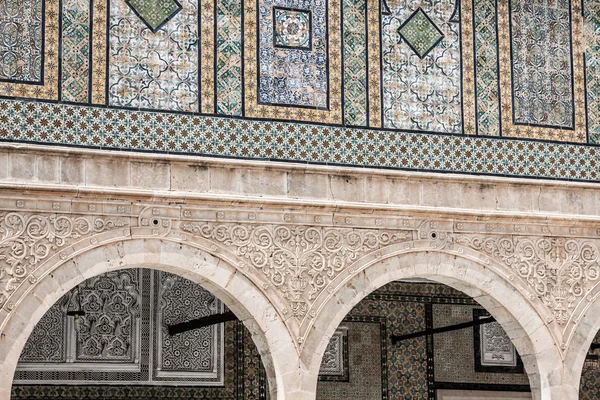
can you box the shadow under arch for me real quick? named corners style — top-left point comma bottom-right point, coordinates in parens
top-left (0, 238), bottom-right (292, 400)
top-left (304, 249), bottom-right (562, 400)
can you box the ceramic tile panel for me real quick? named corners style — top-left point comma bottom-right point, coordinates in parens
top-left (381, 0), bottom-right (463, 133)
top-left (0, 0), bottom-right (43, 83)
top-left (61, 0), bottom-right (90, 103)
top-left (108, 0), bottom-right (199, 112)
top-left (342, 0), bottom-right (367, 126)
top-left (473, 0), bottom-right (501, 136)
top-left (216, 0), bottom-right (243, 115)
top-left (0, 0), bottom-right (598, 181)
top-left (585, 0), bottom-right (600, 143)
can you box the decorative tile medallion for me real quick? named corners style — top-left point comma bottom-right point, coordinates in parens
top-left (0, 0), bottom-right (44, 83)
top-left (258, 1), bottom-right (326, 108)
top-left (124, 0), bottom-right (183, 32)
top-left (397, 8), bottom-right (444, 58)
top-left (273, 7), bottom-right (311, 49)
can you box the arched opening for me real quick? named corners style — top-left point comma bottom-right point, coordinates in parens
top-left (305, 250), bottom-right (562, 400)
top-left (0, 238), bottom-right (293, 400)
top-left (10, 267), bottom-right (270, 399)
top-left (315, 279), bottom-right (531, 400)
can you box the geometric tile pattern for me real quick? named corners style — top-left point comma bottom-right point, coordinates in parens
top-left (2, 97), bottom-right (600, 182)
top-left (90, 0), bottom-right (108, 104)
top-left (216, 0), bottom-right (243, 115)
top-left (397, 8), bottom-right (444, 59)
top-left (585, 0), bottom-right (600, 143)
top-left (273, 7), bottom-right (311, 49)
top-left (382, 0), bottom-right (462, 133)
top-left (510, 0), bottom-right (574, 129)
top-left (473, 0), bottom-right (501, 136)
top-left (342, 0), bottom-right (367, 126)
top-left (124, 0), bottom-right (182, 32)
top-left (0, 0), bottom-right (43, 83)
top-left (258, 0), bottom-right (327, 108)
top-left (497, 0), bottom-right (586, 142)
top-left (61, 0), bottom-right (90, 103)
top-left (108, 0), bottom-right (199, 112)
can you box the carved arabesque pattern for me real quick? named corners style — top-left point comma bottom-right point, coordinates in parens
top-left (0, 212), bottom-right (129, 308)
top-left (456, 236), bottom-right (600, 324)
top-left (179, 223), bottom-right (411, 318)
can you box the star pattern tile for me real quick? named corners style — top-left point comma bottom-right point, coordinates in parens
top-left (397, 8), bottom-right (444, 58)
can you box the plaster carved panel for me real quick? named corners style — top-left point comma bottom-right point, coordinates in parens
top-left (154, 271), bottom-right (224, 383)
top-left (19, 299), bottom-right (68, 362)
top-left (178, 222), bottom-right (412, 318)
top-left (473, 309), bottom-right (522, 373)
top-left (69, 270), bottom-right (141, 363)
top-left (319, 327), bottom-right (347, 378)
top-left (0, 212), bottom-right (129, 309)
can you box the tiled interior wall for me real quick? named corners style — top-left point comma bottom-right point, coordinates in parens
top-left (14, 279), bottom-right (600, 399)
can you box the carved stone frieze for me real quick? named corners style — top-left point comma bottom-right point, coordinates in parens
top-left (179, 222), bottom-right (412, 318)
top-left (3, 198), bottom-right (600, 359)
top-left (0, 212), bottom-right (129, 308)
top-left (456, 235), bottom-right (600, 325)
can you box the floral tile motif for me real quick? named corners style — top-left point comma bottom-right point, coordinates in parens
top-left (273, 7), bottom-right (311, 49)
top-left (216, 0), bottom-right (243, 115)
top-left (382, 0), bottom-right (462, 133)
top-left (342, 0), bottom-right (367, 126)
top-left (0, 0), bottom-right (43, 83)
top-left (397, 8), bottom-right (444, 58)
top-left (585, 0), bottom-right (600, 143)
top-left (90, 0), bottom-right (108, 105)
top-left (473, 0), bottom-right (501, 136)
top-left (510, 0), bottom-right (573, 129)
top-left (124, 0), bottom-right (182, 32)
top-left (108, 0), bottom-right (199, 112)
top-left (258, 0), bottom-right (328, 109)
top-left (61, 0), bottom-right (90, 103)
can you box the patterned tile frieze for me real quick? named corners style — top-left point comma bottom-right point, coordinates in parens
top-left (498, 0), bottom-right (586, 141)
top-left (0, 0), bottom-right (59, 99)
top-left (0, 0), bottom-right (43, 83)
top-left (61, 0), bottom-right (90, 103)
top-left (1, 98), bottom-right (600, 181)
top-left (216, 0), bottom-right (243, 116)
top-left (585, 0), bottom-right (600, 143)
top-left (342, 0), bottom-right (367, 126)
top-left (382, 0), bottom-right (463, 134)
top-left (473, 0), bottom-right (501, 136)
top-left (109, 0), bottom-right (199, 112)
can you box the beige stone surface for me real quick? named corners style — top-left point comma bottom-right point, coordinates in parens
top-left (0, 143), bottom-right (598, 399)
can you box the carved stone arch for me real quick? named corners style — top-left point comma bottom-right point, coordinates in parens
top-left (0, 236), bottom-right (296, 400)
top-left (302, 249), bottom-right (566, 400)
top-left (563, 287), bottom-right (600, 398)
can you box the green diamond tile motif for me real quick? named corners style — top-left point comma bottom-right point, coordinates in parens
top-left (125, 0), bottom-right (183, 32)
top-left (397, 8), bottom-right (444, 58)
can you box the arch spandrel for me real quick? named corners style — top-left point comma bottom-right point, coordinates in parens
top-left (2, 198), bottom-right (600, 394)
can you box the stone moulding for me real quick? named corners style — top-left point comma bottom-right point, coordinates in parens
top-left (1, 197), bottom-right (600, 360)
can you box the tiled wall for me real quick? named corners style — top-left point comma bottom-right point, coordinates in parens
top-left (0, 0), bottom-right (600, 181)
